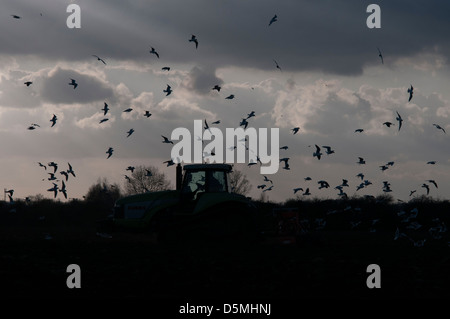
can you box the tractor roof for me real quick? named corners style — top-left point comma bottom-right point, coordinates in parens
top-left (183, 163), bottom-right (232, 172)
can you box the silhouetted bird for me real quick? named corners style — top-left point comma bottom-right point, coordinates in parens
top-left (383, 122), bottom-right (394, 127)
top-left (126, 129), bottom-right (135, 137)
top-left (92, 55), bottom-right (106, 64)
top-left (292, 127), bottom-right (300, 134)
top-left (150, 47), bottom-right (159, 58)
top-left (161, 135), bottom-right (173, 144)
top-left (102, 102), bottom-right (109, 115)
top-left (24, 81), bottom-right (33, 86)
top-left (106, 147), bottom-right (114, 159)
top-left (273, 59), bottom-right (282, 71)
top-left (162, 67), bottom-right (170, 71)
top-left (212, 85), bottom-right (221, 92)
top-left (163, 84), bottom-right (172, 96)
top-left (50, 114), bottom-right (57, 127)
top-left (123, 108), bottom-right (133, 113)
top-left (67, 163), bottom-right (76, 177)
top-left (433, 124), bottom-right (446, 134)
top-left (355, 128), bottom-right (364, 133)
top-left (189, 34), bottom-right (198, 49)
top-left (377, 47), bottom-right (384, 64)
top-left (144, 111), bottom-right (152, 118)
top-left (357, 157), bottom-right (366, 165)
top-left (407, 85), bottom-right (413, 102)
top-left (11, 15), bottom-right (21, 19)
top-left (313, 145), bottom-right (322, 160)
top-left (99, 118), bottom-right (109, 124)
top-left (268, 14), bottom-right (277, 26)
top-left (69, 79), bottom-right (78, 89)
top-left (225, 94), bottom-right (235, 100)
top-left (396, 111), bottom-right (403, 131)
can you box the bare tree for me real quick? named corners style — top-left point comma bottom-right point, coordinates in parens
top-left (85, 177), bottom-right (122, 209)
top-left (124, 165), bottom-right (171, 195)
top-left (229, 169), bottom-right (252, 196)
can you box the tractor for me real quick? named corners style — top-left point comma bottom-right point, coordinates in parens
top-left (98, 163), bottom-right (258, 242)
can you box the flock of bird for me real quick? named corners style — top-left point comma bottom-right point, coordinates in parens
top-left (5, 10), bottom-right (448, 206)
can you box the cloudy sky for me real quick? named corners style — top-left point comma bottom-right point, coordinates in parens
top-left (1, 0), bottom-right (449, 203)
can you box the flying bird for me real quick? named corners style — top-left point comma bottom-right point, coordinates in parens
top-left (92, 55), bottom-right (106, 65)
top-left (126, 166), bottom-right (135, 173)
top-left (421, 183), bottom-right (430, 195)
top-left (303, 188), bottom-right (311, 196)
top-left (24, 81), bottom-right (33, 86)
top-left (407, 85), bottom-right (413, 102)
top-left (69, 79), bottom-right (78, 89)
top-left (263, 175), bottom-right (273, 184)
top-left (47, 173), bottom-right (57, 181)
top-left (164, 159), bottom-right (175, 167)
top-left (162, 135), bottom-right (173, 144)
top-left (268, 14), bottom-right (277, 26)
top-left (189, 34), bottom-right (198, 49)
top-left (322, 146), bottom-right (335, 155)
top-left (246, 111), bottom-right (255, 119)
top-left (394, 111), bottom-right (403, 131)
top-left (161, 67), bottom-right (170, 71)
top-left (48, 162), bottom-right (58, 174)
top-left (377, 47), bottom-right (384, 64)
top-left (225, 94), bottom-right (235, 100)
top-left (60, 181), bottom-right (68, 199)
top-left (67, 163), bottom-right (76, 177)
top-left (292, 127), bottom-right (300, 135)
top-left (383, 122), bottom-right (394, 128)
top-left (47, 183), bottom-right (58, 198)
top-left (355, 128), bottom-right (364, 133)
top-left (293, 187), bottom-right (304, 194)
top-left (432, 124), bottom-right (446, 134)
top-left (313, 145), bottom-right (322, 160)
top-left (212, 120), bottom-right (220, 124)
top-left (38, 162), bottom-right (47, 170)
top-left (60, 171), bottom-right (69, 181)
top-left (273, 59), bottom-right (282, 71)
top-left (102, 102), bottom-right (109, 115)
top-left (163, 84), bottom-right (172, 96)
top-left (427, 180), bottom-right (438, 188)
top-left (50, 114), bottom-right (57, 127)
top-left (144, 111), bottom-right (152, 118)
top-left (427, 161), bottom-right (436, 165)
top-left (149, 47), bottom-right (160, 58)
top-left (99, 118), bottom-right (109, 124)
top-left (239, 118), bottom-right (249, 129)
top-left (11, 15), bottom-right (21, 19)
top-left (126, 129), bottom-right (135, 137)
top-left (106, 147), bottom-right (114, 159)
top-left (357, 157), bottom-right (366, 165)
top-left (280, 157), bottom-right (290, 170)
top-left (212, 85), bottom-right (221, 92)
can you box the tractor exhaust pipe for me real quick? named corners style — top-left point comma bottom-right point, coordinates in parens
top-left (176, 163), bottom-right (183, 191)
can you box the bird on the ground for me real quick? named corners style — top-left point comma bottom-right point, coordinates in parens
top-left (126, 129), bottom-right (135, 137)
top-left (106, 147), bottom-right (113, 159)
top-left (163, 84), bottom-right (172, 96)
top-left (102, 102), bottom-right (109, 115)
top-left (292, 127), bottom-right (300, 134)
top-left (433, 124), bottom-right (446, 134)
top-left (149, 47), bottom-right (159, 58)
top-left (144, 111), bottom-right (152, 118)
top-left (407, 85), bottom-right (413, 102)
top-left (212, 85), bottom-right (221, 92)
top-left (313, 145), bottom-right (322, 160)
top-left (47, 183), bottom-right (58, 198)
top-left (162, 67), bottom-right (170, 71)
top-left (225, 94), bottom-right (235, 100)
top-left (396, 111), bottom-right (403, 131)
top-left (24, 81), bottom-right (33, 86)
top-left (189, 34), bottom-right (198, 49)
top-left (69, 79), bottom-right (78, 89)
top-left (162, 135), bottom-right (173, 144)
top-left (50, 114), bottom-right (57, 127)
top-left (377, 47), bottom-right (384, 64)
top-left (357, 157), bottom-right (366, 164)
top-left (268, 14), bottom-right (277, 26)
top-left (92, 55), bottom-right (106, 65)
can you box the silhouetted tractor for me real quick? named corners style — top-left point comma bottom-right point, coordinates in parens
top-left (98, 163), bottom-right (258, 243)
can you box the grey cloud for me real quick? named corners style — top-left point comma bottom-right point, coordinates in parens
top-left (183, 66), bottom-right (224, 95)
top-left (39, 67), bottom-right (115, 104)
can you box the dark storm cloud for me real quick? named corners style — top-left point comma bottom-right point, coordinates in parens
top-left (2, 0), bottom-right (450, 75)
top-left (40, 67), bottom-right (114, 104)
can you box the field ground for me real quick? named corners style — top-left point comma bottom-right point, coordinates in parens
top-left (0, 199), bottom-right (449, 302)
